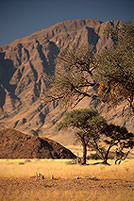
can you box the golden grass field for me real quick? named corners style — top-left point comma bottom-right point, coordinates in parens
top-left (0, 158), bottom-right (134, 180)
top-left (0, 158), bottom-right (134, 201)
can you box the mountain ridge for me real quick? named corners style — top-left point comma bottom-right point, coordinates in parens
top-left (1, 19), bottom-right (116, 47)
top-left (0, 19), bottom-right (133, 145)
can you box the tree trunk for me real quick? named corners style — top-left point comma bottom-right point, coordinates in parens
top-left (102, 145), bottom-right (112, 165)
top-left (82, 143), bottom-right (87, 165)
top-left (103, 153), bottom-right (109, 164)
top-left (102, 160), bottom-right (110, 165)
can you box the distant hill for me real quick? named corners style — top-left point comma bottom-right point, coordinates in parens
top-left (0, 19), bottom-right (133, 145)
top-left (0, 129), bottom-right (76, 159)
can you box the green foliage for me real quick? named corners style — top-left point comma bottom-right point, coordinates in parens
top-left (44, 21), bottom-right (134, 113)
top-left (44, 44), bottom-right (96, 108)
top-left (57, 109), bottom-right (107, 140)
top-left (57, 108), bottom-right (134, 164)
top-left (60, 109), bottom-right (99, 128)
top-left (57, 109), bottom-right (107, 164)
top-left (95, 21), bottom-right (134, 112)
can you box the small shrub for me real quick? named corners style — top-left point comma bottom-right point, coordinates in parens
top-left (87, 153), bottom-right (102, 160)
top-left (18, 162), bottom-right (25, 165)
top-left (87, 153), bottom-right (114, 160)
top-left (25, 159), bottom-right (31, 163)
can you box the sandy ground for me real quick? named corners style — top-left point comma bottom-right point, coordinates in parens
top-left (0, 158), bottom-right (134, 201)
top-left (0, 176), bottom-right (134, 201)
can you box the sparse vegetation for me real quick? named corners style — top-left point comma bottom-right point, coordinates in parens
top-left (57, 109), bottom-right (107, 164)
top-left (44, 44), bottom-right (96, 107)
top-left (0, 159), bottom-right (134, 201)
top-left (0, 158), bottom-right (134, 180)
top-left (57, 109), bottom-right (134, 165)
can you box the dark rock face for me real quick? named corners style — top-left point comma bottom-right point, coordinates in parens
top-left (0, 129), bottom-right (76, 159)
top-left (0, 19), bottom-right (133, 143)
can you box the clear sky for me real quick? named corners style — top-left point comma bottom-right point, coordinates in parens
top-left (0, 0), bottom-right (134, 46)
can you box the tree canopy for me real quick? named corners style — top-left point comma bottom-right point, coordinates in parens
top-left (57, 109), bottom-right (134, 165)
top-left (44, 44), bottom-right (96, 107)
top-left (44, 21), bottom-right (134, 113)
top-left (57, 109), bottom-right (107, 164)
top-left (43, 21), bottom-right (134, 164)
top-left (94, 21), bottom-right (134, 112)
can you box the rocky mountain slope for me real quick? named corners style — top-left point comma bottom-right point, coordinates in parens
top-left (0, 128), bottom-right (76, 159)
top-left (0, 19), bottom-right (133, 145)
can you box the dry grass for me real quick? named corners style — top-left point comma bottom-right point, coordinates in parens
top-left (1, 188), bottom-right (134, 201)
top-left (0, 158), bottom-right (134, 180)
top-left (0, 159), bottom-right (134, 201)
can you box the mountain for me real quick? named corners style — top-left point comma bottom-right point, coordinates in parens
top-left (0, 128), bottom-right (76, 159)
top-left (0, 19), bottom-right (133, 145)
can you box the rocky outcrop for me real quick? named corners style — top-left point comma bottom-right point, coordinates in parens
top-left (0, 129), bottom-right (76, 159)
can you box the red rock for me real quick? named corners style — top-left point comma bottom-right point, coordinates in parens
top-left (0, 129), bottom-right (76, 159)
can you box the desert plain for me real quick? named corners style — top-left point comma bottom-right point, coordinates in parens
top-left (0, 148), bottom-right (134, 201)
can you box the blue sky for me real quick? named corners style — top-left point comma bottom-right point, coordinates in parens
top-left (0, 0), bottom-right (134, 46)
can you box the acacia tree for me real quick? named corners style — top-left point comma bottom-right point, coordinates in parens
top-left (57, 109), bottom-right (134, 165)
top-left (92, 124), bottom-right (134, 164)
top-left (44, 44), bottom-right (96, 107)
top-left (42, 22), bottom-right (134, 163)
top-left (94, 21), bottom-right (134, 112)
top-left (57, 109), bottom-right (107, 164)
top-left (44, 21), bottom-right (134, 114)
